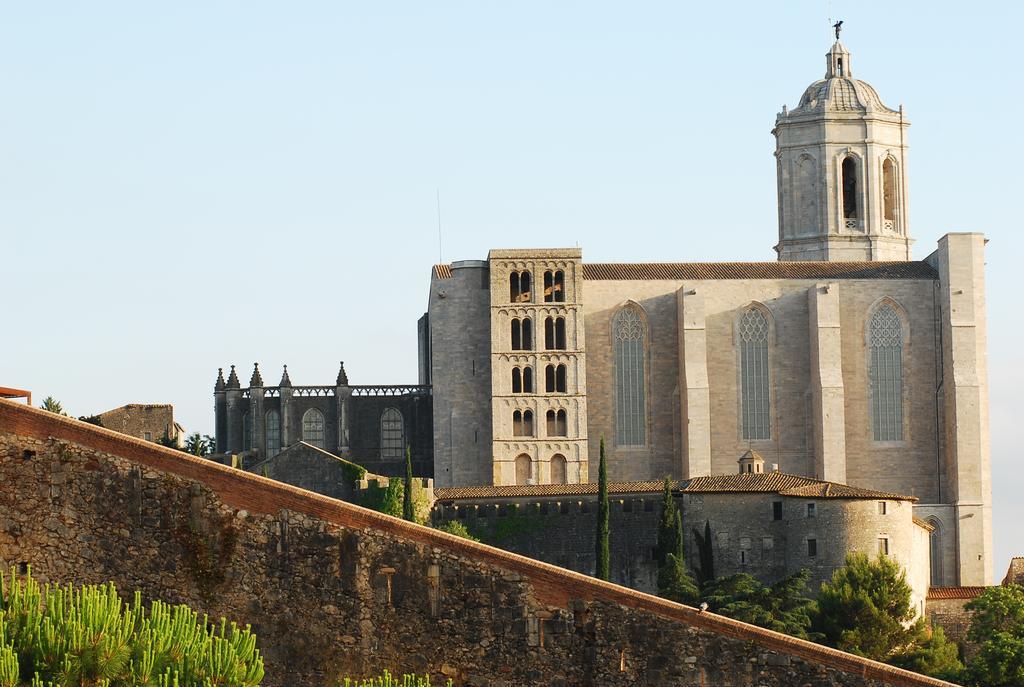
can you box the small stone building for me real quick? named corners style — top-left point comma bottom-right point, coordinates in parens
top-left (97, 404), bottom-right (183, 446)
top-left (213, 362), bottom-right (432, 478)
top-left (433, 458), bottom-right (929, 608)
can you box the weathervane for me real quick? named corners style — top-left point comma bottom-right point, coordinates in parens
top-left (833, 20), bottom-right (843, 40)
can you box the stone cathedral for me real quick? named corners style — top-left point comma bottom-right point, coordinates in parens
top-left (419, 38), bottom-right (993, 587)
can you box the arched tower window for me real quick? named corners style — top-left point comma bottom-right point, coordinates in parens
top-left (511, 318), bottom-right (533, 350)
top-left (522, 366), bottom-right (533, 393)
top-left (550, 454), bottom-right (567, 484)
top-left (841, 156), bottom-right (859, 222)
top-left (265, 410), bottom-right (281, 457)
top-left (242, 412), bottom-right (252, 452)
top-left (512, 368), bottom-right (522, 394)
top-left (515, 454), bottom-right (533, 485)
top-left (739, 308), bottom-right (770, 441)
top-left (546, 409), bottom-right (567, 436)
top-left (869, 304), bottom-right (904, 441)
top-left (510, 271), bottom-right (532, 302)
top-left (544, 317), bottom-right (567, 350)
top-left (883, 158), bottom-right (898, 229)
top-left (380, 407), bottom-right (404, 460)
top-left (513, 410), bottom-right (534, 437)
top-left (301, 408), bottom-right (325, 448)
top-left (545, 364), bottom-right (567, 393)
top-left (613, 305), bottom-right (646, 446)
top-left (543, 270), bottom-right (565, 302)
top-left (927, 518), bottom-right (943, 586)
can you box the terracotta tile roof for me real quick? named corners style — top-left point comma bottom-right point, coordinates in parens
top-left (433, 264), bottom-right (453, 279)
top-left (927, 587), bottom-right (987, 600)
top-left (682, 472), bottom-right (916, 501)
top-left (582, 261), bottom-right (937, 281)
top-left (435, 480), bottom-right (675, 501)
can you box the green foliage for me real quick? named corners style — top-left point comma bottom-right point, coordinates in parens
top-left (183, 433), bottom-right (215, 457)
top-left (595, 437), bottom-right (610, 582)
top-left (655, 477), bottom-right (677, 567)
top-left (339, 460), bottom-right (368, 489)
top-left (78, 415), bottom-right (104, 427)
top-left (39, 397), bottom-right (65, 416)
top-left (0, 568), bottom-right (263, 686)
top-left (703, 570), bottom-right (818, 639)
top-left (402, 445), bottom-right (415, 522)
top-left (156, 431), bottom-right (178, 448)
top-left (690, 520), bottom-right (715, 586)
top-left (434, 521), bottom-right (479, 542)
top-left (362, 480), bottom-right (404, 518)
top-left (458, 505), bottom-right (551, 546)
top-left (890, 625), bottom-right (964, 683)
top-left (336, 671), bottom-right (451, 687)
top-left (657, 553), bottom-right (700, 606)
top-left (813, 552), bottom-right (918, 661)
top-left (960, 584), bottom-right (1024, 686)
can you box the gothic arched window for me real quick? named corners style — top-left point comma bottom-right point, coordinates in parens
top-left (613, 305), bottom-right (646, 446)
top-left (870, 304), bottom-right (904, 441)
top-left (739, 308), bottom-right (770, 441)
top-left (928, 518), bottom-right (943, 586)
top-left (380, 407), bottom-right (404, 460)
top-left (301, 408), bottom-right (325, 448)
top-left (265, 410), bottom-right (281, 457)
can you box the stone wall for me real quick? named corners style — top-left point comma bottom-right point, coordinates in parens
top-left (0, 400), bottom-right (956, 687)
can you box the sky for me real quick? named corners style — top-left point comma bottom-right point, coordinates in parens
top-left (2, 2), bottom-right (1021, 579)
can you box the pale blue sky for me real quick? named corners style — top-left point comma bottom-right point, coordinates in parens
top-left (2, 2), bottom-right (1021, 577)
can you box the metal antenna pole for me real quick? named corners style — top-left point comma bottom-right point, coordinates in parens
top-left (436, 188), bottom-right (443, 263)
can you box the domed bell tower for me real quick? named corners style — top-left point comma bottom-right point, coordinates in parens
top-left (774, 36), bottom-right (912, 261)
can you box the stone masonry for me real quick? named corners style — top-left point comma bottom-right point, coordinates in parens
top-left (0, 399), bottom-right (957, 687)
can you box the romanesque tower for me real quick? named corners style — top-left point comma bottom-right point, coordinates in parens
top-left (488, 249), bottom-right (589, 485)
top-left (774, 38), bottom-right (912, 261)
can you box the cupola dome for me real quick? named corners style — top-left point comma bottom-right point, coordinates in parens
top-left (788, 41), bottom-right (896, 115)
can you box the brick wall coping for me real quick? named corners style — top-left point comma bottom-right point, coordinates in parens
top-left (0, 399), bottom-right (957, 687)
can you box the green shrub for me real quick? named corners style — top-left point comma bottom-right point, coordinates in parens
top-left (336, 671), bottom-right (451, 687)
top-left (0, 568), bottom-right (263, 686)
top-left (434, 521), bottom-right (479, 542)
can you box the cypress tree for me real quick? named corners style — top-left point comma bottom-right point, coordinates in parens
top-left (402, 444), bottom-right (415, 522)
top-left (655, 476), bottom-right (677, 566)
top-left (595, 436), bottom-right (610, 581)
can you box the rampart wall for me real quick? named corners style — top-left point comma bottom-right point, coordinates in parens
top-left (0, 400), bottom-right (957, 687)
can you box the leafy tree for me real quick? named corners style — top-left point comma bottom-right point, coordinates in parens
top-left (77, 414), bottom-right (103, 426)
top-left (691, 520), bottom-right (715, 585)
top-left (703, 569), bottom-right (818, 639)
top-left (183, 432), bottom-right (215, 457)
top-left (39, 396), bottom-right (66, 415)
top-left (595, 436), bottom-right (610, 581)
top-left (157, 430), bottom-right (179, 448)
top-left (655, 477), bottom-right (678, 567)
top-left (961, 584), bottom-right (1024, 686)
top-left (813, 552), bottom-right (919, 661)
top-left (658, 553), bottom-right (700, 605)
top-left (402, 445), bottom-right (415, 522)
top-left (890, 625), bottom-right (964, 683)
